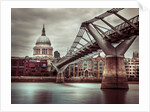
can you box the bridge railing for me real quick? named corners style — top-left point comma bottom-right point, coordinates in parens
top-left (66, 26), bottom-right (85, 56)
top-left (105, 15), bottom-right (139, 36)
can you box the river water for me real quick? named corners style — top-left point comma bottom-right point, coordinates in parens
top-left (11, 83), bottom-right (139, 104)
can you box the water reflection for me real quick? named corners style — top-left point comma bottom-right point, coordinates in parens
top-left (11, 83), bottom-right (139, 104)
top-left (34, 91), bottom-right (52, 104)
top-left (101, 89), bottom-right (128, 104)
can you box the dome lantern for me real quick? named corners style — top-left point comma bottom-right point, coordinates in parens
top-left (42, 24), bottom-right (46, 36)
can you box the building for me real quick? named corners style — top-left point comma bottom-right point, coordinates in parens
top-left (11, 57), bottom-right (25, 76)
top-left (125, 52), bottom-right (139, 78)
top-left (33, 24), bottom-right (54, 71)
top-left (64, 53), bottom-right (105, 78)
top-left (54, 51), bottom-right (60, 59)
top-left (25, 56), bottom-right (48, 76)
top-left (11, 52), bottom-right (139, 78)
top-left (33, 24), bottom-right (53, 60)
top-left (53, 51), bottom-right (60, 63)
top-left (11, 56), bottom-right (48, 76)
top-left (11, 25), bottom-right (55, 76)
top-left (64, 52), bottom-right (139, 79)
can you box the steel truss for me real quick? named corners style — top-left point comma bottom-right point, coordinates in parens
top-left (53, 8), bottom-right (139, 73)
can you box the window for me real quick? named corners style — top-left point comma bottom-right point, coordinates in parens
top-left (38, 49), bottom-right (40, 54)
top-left (88, 61), bottom-right (92, 64)
top-left (99, 61), bottom-right (102, 66)
top-left (45, 49), bottom-right (47, 54)
top-left (71, 64), bottom-right (73, 68)
top-left (94, 62), bottom-right (97, 64)
top-left (49, 49), bottom-right (51, 55)
top-left (42, 49), bottom-right (45, 54)
top-left (88, 65), bottom-right (92, 69)
top-left (99, 67), bottom-right (103, 69)
top-left (19, 60), bottom-right (24, 66)
top-left (12, 60), bottom-right (17, 66)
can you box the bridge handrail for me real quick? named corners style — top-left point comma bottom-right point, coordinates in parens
top-left (105, 15), bottom-right (139, 35)
top-left (56, 40), bottom-right (96, 65)
top-left (66, 26), bottom-right (85, 56)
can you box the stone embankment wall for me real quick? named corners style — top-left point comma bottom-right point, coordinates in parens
top-left (11, 76), bottom-right (139, 83)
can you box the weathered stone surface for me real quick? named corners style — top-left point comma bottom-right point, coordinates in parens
top-left (101, 57), bottom-right (129, 89)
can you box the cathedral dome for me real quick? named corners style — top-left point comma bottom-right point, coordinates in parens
top-left (36, 36), bottom-right (51, 45)
top-left (33, 24), bottom-right (53, 59)
top-left (35, 24), bottom-right (51, 45)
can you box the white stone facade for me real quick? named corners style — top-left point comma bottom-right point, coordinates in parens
top-left (33, 25), bottom-right (54, 71)
top-left (33, 44), bottom-right (53, 59)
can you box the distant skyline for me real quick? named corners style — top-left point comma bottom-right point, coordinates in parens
top-left (11, 8), bottom-right (139, 58)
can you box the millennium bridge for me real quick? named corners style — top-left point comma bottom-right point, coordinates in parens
top-left (52, 8), bottom-right (139, 89)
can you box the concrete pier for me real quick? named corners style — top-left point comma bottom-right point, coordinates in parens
top-left (86, 23), bottom-right (137, 89)
top-left (101, 57), bottom-right (128, 89)
top-left (56, 73), bottom-right (64, 83)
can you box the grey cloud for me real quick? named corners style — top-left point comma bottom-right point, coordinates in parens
top-left (11, 8), bottom-right (139, 58)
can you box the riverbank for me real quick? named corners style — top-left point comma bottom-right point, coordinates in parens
top-left (11, 76), bottom-right (139, 83)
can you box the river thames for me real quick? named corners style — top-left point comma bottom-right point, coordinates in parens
top-left (11, 83), bottom-right (139, 104)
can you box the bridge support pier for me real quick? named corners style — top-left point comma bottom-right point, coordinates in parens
top-left (101, 57), bottom-right (128, 89)
top-left (51, 63), bottom-right (68, 83)
top-left (86, 24), bottom-right (137, 89)
top-left (56, 73), bottom-right (64, 83)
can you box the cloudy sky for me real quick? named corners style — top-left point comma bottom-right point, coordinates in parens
top-left (11, 8), bottom-right (139, 58)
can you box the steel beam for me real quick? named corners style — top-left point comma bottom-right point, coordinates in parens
top-left (86, 24), bottom-right (116, 57)
top-left (92, 24), bottom-right (111, 39)
top-left (86, 24), bottom-right (137, 57)
top-left (113, 12), bottom-right (138, 30)
top-left (116, 35), bottom-right (137, 57)
top-left (100, 18), bottom-right (123, 35)
top-left (80, 36), bottom-right (91, 44)
top-left (85, 29), bottom-right (93, 44)
top-left (78, 42), bottom-right (85, 47)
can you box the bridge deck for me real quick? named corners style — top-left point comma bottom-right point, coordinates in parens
top-left (56, 15), bottom-right (139, 69)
